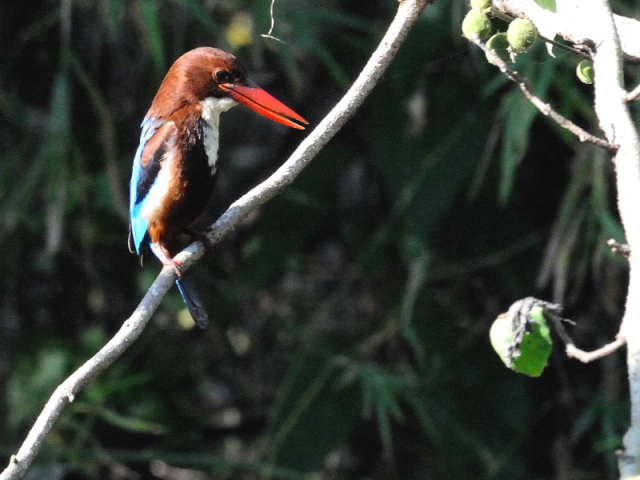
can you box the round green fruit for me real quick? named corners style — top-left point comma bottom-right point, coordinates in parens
top-left (470, 0), bottom-right (492, 10)
top-left (506, 18), bottom-right (538, 53)
top-left (576, 60), bottom-right (594, 84)
top-left (486, 33), bottom-right (511, 65)
top-left (462, 9), bottom-right (492, 41)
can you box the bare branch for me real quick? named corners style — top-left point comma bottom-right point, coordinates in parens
top-left (471, 38), bottom-right (618, 153)
top-left (628, 83), bottom-right (640, 102)
top-left (0, 1), bottom-right (430, 479)
top-left (545, 310), bottom-right (626, 363)
top-left (566, 340), bottom-right (626, 363)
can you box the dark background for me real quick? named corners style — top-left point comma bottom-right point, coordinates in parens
top-left (0, 0), bottom-right (638, 478)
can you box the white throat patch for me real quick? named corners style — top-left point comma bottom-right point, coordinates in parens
top-left (200, 97), bottom-right (238, 173)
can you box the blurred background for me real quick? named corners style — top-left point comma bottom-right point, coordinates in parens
top-left (1, 0), bottom-right (639, 478)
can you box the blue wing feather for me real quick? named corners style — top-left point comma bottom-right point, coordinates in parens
top-left (129, 115), bottom-right (212, 326)
top-left (129, 117), bottom-right (164, 254)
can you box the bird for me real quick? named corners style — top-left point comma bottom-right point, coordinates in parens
top-left (129, 47), bottom-right (307, 328)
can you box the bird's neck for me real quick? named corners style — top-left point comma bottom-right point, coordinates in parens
top-left (199, 97), bottom-right (238, 174)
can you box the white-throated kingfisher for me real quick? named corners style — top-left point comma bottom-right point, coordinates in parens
top-left (129, 47), bottom-right (307, 327)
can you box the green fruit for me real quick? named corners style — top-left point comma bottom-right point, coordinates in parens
top-left (506, 19), bottom-right (538, 53)
top-left (485, 33), bottom-right (511, 65)
top-left (462, 9), bottom-right (492, 41)
top-left (576, 60), bottom-right (594, 84)
top-left (470, 0), bottom-right (492, 10)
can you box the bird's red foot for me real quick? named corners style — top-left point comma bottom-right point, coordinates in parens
top-left (150, 242), bottom-right (184, 278)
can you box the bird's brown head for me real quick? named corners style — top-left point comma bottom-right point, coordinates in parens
top-left (149, 47), bottom-right (307, 129)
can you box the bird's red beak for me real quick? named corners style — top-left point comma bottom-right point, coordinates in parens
top-left (220, 81), bottom-right (308, 130)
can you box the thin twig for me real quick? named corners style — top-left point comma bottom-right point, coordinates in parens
top-left (608, 238), bottom-right (631, 258)
top-left (566, 340), bottom-right (626, 363)
top-left (261, 0), bottom-right (284, 43)
top-left (538, 34), bottom-right (591, 61)
top-left (627, 83), bottom-right (640, 102)
top-left (546, 311), bottom-right (626, 363)
top-left (0, 1), bottom-right (430, 479)
top-left (471, 38), bottom-right (618, 154)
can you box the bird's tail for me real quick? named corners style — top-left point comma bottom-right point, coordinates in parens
top-left (175, 274), bottom-right (209, 328)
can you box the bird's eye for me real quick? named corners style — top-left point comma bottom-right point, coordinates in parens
top-left (215, 70), bottom-right (234, 84)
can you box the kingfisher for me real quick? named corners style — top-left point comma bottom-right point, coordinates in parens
top-left (129, 47), bottom-right (307, 327)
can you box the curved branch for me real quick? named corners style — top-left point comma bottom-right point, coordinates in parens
top-left (544, 309), bottom-right (627, 363)
top-left (471, 38), bottom-right (617, 153)
top-left (0, 1), bottom-right (430, 479)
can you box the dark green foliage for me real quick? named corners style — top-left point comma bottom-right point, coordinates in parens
top-left (0, 0), bottom-right (635, 479)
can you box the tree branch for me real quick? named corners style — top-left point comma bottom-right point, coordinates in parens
top-left (0, 1), bottom-right (430, 479)
top-left (544, 310), bottom-right (626, 363)
top-left (471, 38), bottom-right (617, 153)
top-left (628, 83), bottom-right (640, 102)
top-left (580, 0), bottom-right (640, 476)
top-left (565, 340), bottom-right (626, 363)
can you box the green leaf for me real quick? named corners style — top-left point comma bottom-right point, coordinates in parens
top-left (534, 0), bottom-right (557, 13)
top-left (490, 299), bottom-right (554, 377)
top-left (7, 347), bottom-right (72, 431)
top-left (511, 306), bottom-right (552, 377)
top-left (268, 352), bottom-right (360, 472)
top-left (98, 407), bottom-right (168, 435)
top-left (498, 58), bottom-right (554, 202)
top-left (137, 0), bottom-right (165, 73)
top-left (359, 364), bottom-right (414, 456)
top-left (184, 0), bottom-right (224, 39)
